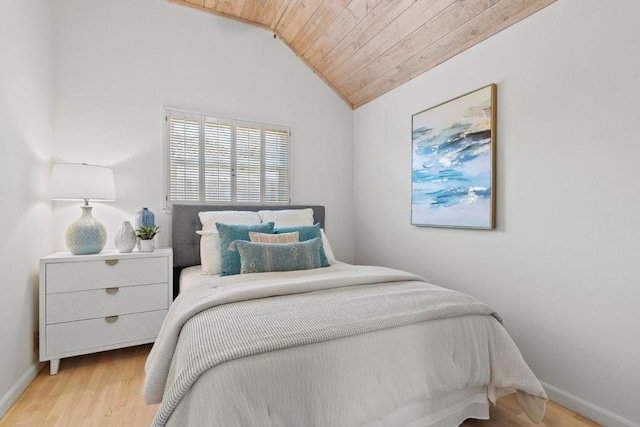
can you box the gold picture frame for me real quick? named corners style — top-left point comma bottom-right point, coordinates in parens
top-left (411, 84), bottom-right (497, 229)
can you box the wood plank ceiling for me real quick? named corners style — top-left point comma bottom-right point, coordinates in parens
top-left (167, 0), bottom-right (557, 108)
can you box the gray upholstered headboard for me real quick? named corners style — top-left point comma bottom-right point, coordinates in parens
top-left (171, 204), bottom-right (325, 269)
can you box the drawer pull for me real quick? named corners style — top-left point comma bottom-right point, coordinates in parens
top-left (105, 316), bottom-right (119, 323)
top-left (105, 287), bottom-right (119, 295)
top-left (105, 259), bottom-right (119, 266)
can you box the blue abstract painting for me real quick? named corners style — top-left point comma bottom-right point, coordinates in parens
top-left (411, 84), bottom-right (496, 229)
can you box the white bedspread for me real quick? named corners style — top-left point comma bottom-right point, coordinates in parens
top-left (145, 264), bottom-right (547, 426)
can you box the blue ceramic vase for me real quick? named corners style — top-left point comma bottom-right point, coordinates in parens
top-left (135, 207), bottom-right (155, 229)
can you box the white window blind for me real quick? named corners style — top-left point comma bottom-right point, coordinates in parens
top-left (165, 109), bottom-right (290, 207)
top-left (169, 116), bottom-right (200, 202)
top-left (235, 123), bottom-right (262, 203)
top-left (264, 127), bottom-right (289, 203)
top-left (204, 118), bottom-right (232, 203)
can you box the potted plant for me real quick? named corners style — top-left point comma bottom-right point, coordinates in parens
top-left (136, 225), bottom-right (160, 252)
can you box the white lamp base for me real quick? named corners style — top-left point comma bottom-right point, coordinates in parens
top-left (66, 206), bottom-right (107, 255)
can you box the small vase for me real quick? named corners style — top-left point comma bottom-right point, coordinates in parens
top-left (135, 207), bottom-right (155, 229)
top-left (138, 239), bottom-right (155, 252)
top-left (115, 221), bottom-right (136, 253)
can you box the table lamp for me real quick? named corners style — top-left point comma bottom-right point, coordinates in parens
top-left (50, 163), bottom-right (116, 255)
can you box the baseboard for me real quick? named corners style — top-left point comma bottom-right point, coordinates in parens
top-left (0, 362), bottom-right (45, 419)
top-left (542, 381), bottom-right (639, 427)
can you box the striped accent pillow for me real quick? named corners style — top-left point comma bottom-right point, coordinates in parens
top-left (249, 231), bottom-right (299, 244)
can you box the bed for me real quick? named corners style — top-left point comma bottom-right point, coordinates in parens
top-left (144, 204), bottom-right (547, 427)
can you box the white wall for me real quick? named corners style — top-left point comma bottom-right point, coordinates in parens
top-left (52, 0), bottom-right (354, 262)
top-left (353, 0), bottom-right (640, 425)
top-left (0, 0), bottom-right (53, 416)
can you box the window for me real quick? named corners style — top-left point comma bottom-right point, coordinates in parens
top-left (164, 109), bottom-right (290, 208)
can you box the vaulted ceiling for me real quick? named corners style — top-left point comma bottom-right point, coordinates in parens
top-left (167, 0), bottom-right (556, 108)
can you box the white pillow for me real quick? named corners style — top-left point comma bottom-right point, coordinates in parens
top-left (199, 210), bottom-right (261, 231)
top-left (258, 208), bottom-right (314, 228)
top-left (321, 229), bottom-right (336, 264)
top-left (197, 230), bottom-right (221, 275)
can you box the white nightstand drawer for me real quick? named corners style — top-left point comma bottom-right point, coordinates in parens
top-left (46, 310), bottom-right (167, 355)
top-left (46, 257), bottom-right (168, 293)
top-left (46, 283), bottom-right (169, 324)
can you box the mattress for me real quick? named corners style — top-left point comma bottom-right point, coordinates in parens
top-left (178, 264), bottom-right (216, 293)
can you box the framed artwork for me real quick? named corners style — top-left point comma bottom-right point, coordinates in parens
top-left (411, 84), bottom-right (496, 229)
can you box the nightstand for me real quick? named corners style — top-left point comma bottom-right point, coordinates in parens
top-left (39, 248), bottom-right (173, 375)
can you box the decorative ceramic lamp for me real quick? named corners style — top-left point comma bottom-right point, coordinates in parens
top-left (50, 163), bottom-right (116, 255)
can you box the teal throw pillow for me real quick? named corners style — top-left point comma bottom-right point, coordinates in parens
top-left (231, 238), bottom-right (322, 274)
top-left (216, 222), bottom-right (275, 276)
top-left (274, 224), bottom-right (329, 267)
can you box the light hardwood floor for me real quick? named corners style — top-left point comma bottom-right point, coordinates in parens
top-left (0, 345), bottom-right (599, 427)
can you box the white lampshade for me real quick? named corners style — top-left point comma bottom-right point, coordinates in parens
top-left (50, 163), bottom-right (116, 201)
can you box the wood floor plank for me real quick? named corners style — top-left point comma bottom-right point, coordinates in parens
top-left (1, 344), bottom-right (597, 427)
top-left (461, 394), bottom-right (601, 427)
